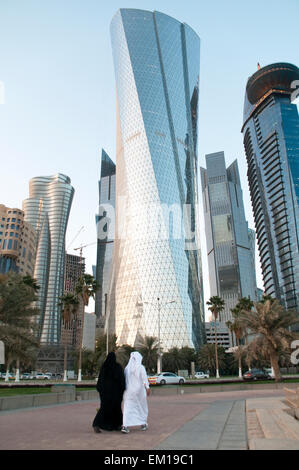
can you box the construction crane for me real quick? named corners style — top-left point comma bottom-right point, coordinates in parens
top-left (74, 242), bottom-right (97, 260)
top-left (66, 226), bottom-right (85, 251)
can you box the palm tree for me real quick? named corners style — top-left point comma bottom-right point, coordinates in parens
top-left (0, 273), bottom-right (40, 380)
top-left (226, 312), bottom-right (244, 377)
top-left (136, 336), bottom-right (160, 374)
top-left (236, 297), bottom-right (254, 371)
top-left (162, 347), bottom-right (182, 374)
top-left (197, 343), bottom-right (226, 377)
top-left (75, 274), bottom-right (99, 381)
top-left (207, 296), bottom-right (225, 378)
top-left (22, 275), bottom-right (40, 293)
top-left (239, 299), bottom-right (298, 382)
top-left (59, 293), bottom-right (79, 381)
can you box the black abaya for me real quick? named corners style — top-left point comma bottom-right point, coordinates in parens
top-left (92, 352), bottom-right (126, 431)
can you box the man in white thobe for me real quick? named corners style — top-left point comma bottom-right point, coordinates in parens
top-left (121, 351), bottom-right (150, 433)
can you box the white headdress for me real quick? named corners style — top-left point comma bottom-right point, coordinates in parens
top-left (125, 351), bottom-right (143, 377)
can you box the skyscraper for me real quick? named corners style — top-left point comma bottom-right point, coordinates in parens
top-left (95, 150), bottom-right (116, 328)
top-left (109, 9), bottom-right (205, 350)
top-left (0, 204), bottom-right (36, 276)
top-left (23, 174), bottom-right (74, 344)
top-left (61, 252), bottom-right (85, 349)
top-left (242, 63), bottom-right (299, 313)
top-left (201, 152), bottom-right (257, 323)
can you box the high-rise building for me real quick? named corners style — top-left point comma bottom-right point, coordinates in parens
top-left (0, 204), bottom-right (36, 276)
top-left (61, 253), bottom-right (85, 349)
top-left (23, 174), bottom-right (74, 344)
top-left (109, 9), bottom-right (205, 349)
top-left (205, 321), bottom-right (232, 349)
top-left (95, 150), bottom-right (116, 329)
top-left (201, 152), bottom-right (258, 323)
top-left (242, 63), bottom-right (299, 313)
top-left (64, 253), bottom-right (85, 294)
top-left (82, 312), bottom-right (96, 351)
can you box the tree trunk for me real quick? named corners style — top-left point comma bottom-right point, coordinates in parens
top-left (237, 338), bottom-right (242, 378)
top-left (78, 299), bottom-right (85, 382)
top-left (63, 340), bottom-right (68, 382)
top-left (15, 358), bottom-right (20, 382)
top-left (245, 333), bottom-right (251, 370)
top-left (5, 359), bottom-right (11, 382)
top-left (270, 353), bottom-right (281, 382)
top-left (214, 314), bottom-right (220, 378)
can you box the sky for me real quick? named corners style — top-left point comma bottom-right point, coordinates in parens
top-left (0, 0), bottom-right (298, 317)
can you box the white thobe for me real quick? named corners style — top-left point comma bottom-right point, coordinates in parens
top-left (122, 364), bottom-right (149, 427)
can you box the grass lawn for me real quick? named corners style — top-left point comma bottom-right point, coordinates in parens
top-left (0, 386), bottom-right (95, 397)
top-left (0, 387), bottom-right (52, 397)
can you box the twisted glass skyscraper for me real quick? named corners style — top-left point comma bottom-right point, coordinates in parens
top-left (242, 62), bottom-right (299, 314)
top-left (109, 9), bottom-right (205, 349)
top-left (23, 174), bottom-right (74, 344)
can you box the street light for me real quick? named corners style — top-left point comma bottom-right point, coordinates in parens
top-left (140, 297), bottom-right (176, 374)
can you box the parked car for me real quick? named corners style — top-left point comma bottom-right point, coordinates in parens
top-left (35, 373), bottom-right (50, 380)
top-left (51, 373), bottom-right (63, 380)
top-left (147, 376), bottom-right (157, 385)
top-left (21, 373), bottom-right (31, 380)
top-left (1, 373), bottom-right (15, 380)
top-left (155, 372), bottom-right (186, 385)
top-left (243, 369), bottom-right (271, 381)
top-left (264, 368), bottom-right (275, 379)
top-left (194, 371), bottom-right (210, 379)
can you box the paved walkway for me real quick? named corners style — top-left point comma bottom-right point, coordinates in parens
top-left (0, 389), bottom-right (297, 450)
top-left (246, 396), bottom-right (299, 450)
top-left (155, 399), bottom-right (247, 450)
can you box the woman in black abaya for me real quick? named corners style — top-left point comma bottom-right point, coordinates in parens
top-left (92, 352), bottom-right (126, 433)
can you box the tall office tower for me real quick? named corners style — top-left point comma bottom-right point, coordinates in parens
top-left (64, 253), bottom-right (85, 294)
top-left (242, 63), bottom-right (299, 313)
top-left (23, 174), bottom-right (74, 344)
top-left (61, 253), bottom-right (85, 349)
top-left (95, 150), bottom-right (116, 330)
top-left (201, 152), bottom-right (258, 323)
top-left (109, 9), bottom-right (205, 350)
top-left (0, 204), bottom-right (37, 275)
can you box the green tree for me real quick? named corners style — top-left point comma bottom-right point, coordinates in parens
top-left (197, 344), bottom-right (226, 377)
top-left (135, 336), bottom-right (160, 374)
top-left (162, 347), bottom-right (182, 374)
top-left (74, 274), bottom-right (99, 381)
top-left (59, 293), bottom-right (79, 381)
top-left (0, 273), bottom-right (40, 380)
top-left (207, 296), bottom-right (225, 378)
top-left (239, 299), bottom-right (298, 382)
top-left (227, 309), bottom-right (244, 377)
top-left (22, 275), bottom-right (40, 293)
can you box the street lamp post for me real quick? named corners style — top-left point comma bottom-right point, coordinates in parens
top-left (141, 297), bottom-right (176, 374)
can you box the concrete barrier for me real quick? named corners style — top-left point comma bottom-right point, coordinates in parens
top-left (76, 390), bottom-right (98, 401)
top-left (0, 390), bottom-right (76, 411)
top-left (150, 381), bottom-right (299, 396)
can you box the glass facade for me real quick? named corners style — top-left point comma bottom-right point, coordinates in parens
top-left (242, 63), bottom-right (299, 314)
top-left (201, 152), bottom-right (258, 323)
top-left (109, 9), bottom-right (205, 350)
top-left (23, 174), bottom-right (74, 344)
top-left (95, 149), bottom-right (116, 328)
